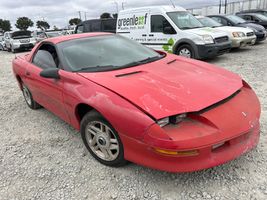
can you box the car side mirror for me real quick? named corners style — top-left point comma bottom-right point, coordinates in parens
top-left (163, 26), bottom-right (176, 34)
top-left (40, 68), bottom-right (60, 79)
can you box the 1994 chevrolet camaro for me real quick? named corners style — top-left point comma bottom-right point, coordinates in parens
top-left (12, 33), bottom-right (261, 172)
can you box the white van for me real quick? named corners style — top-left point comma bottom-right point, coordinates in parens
top-left (116, 6), bottom-right (232, 59)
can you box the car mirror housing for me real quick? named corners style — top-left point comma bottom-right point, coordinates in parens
top-left (40, 68), bottom-right (60, 79)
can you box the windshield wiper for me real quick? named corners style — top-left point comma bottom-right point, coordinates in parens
top-left (73, 65), bottom-right (116, 72)
top-left (181, 26), bottom-right (203, 30)
top-left (121, 55), bottom-right (163, 68)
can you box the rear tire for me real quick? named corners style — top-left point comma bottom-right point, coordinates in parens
top-left (22, 84), bottom-right (41, 110)
top-left (176, 44), bottom-right (195, 59)
top-left (81, 111), bottom-right (128, 167)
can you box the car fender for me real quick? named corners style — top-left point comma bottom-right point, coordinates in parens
top-left (59, 71), bottom-right (155, 140)
top-left (172, 38), bottom-right (199, 56)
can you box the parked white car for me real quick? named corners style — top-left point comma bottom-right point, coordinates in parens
top-left (116, 5), bottom-right (232, 59)
top-left (196, 16), bottom-right (257, 48)
top-left (4, 31), bottom-right (36, 53)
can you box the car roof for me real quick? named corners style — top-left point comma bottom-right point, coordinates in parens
top-left (119, 5), bottom-right (186, 15)
top-left (44, 32), bottom-right (113, 44)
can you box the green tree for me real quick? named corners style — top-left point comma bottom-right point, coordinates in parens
top-left (36, 20), bottom-right (50, 30)
top-left (112, 13), bottom-right (118, 19)
top-left (53, 25), bottom-right (59, 30)
top-left (0, 19), bottom-right (12, 32)
top-left (69, 18), bottom-right (81, 25)
top-left (100, 13), bottom-right (112, 19)
top-left (15, 17), bottom-right (34, 30)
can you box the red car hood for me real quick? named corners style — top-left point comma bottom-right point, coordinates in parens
top-left (79, 55), bottom-right (243, 120)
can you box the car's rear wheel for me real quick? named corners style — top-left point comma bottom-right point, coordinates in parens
top-left (176, 44), bottom-right (195, 58)
top-left (81, 111), bottom-right (127, 167)
top-left (22, 84), bottom-right (41, 109)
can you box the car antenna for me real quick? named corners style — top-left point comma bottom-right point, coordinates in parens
top-left (169, 0), bottom-right (175, 8)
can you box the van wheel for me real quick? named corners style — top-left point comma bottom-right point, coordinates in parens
top-left (176, 44), bottom-right (195, 58)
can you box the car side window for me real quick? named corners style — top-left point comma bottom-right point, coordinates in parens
top-left (151, 15), bottom-right (175, 33)
top-left (32, 44), bottom-right (59, 69)
top-left (243, 15), bottom-right (252, 20)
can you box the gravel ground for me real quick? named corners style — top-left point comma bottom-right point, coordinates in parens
top-left (0, 43), bottom-right (266, 200)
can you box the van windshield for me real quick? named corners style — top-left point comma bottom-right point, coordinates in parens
top-left (167, 11), bottom-right (204, 30)
top-left (199, 17), bottom-right (223, 28)
top-left (58, 35), bottom-right (163, 72)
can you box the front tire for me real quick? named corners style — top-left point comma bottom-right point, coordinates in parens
top-left (22, 84), bottom-right (41, 110)
top-left (176, 44), bottom-right (195, 59)
top-left (81, 111), bottom-right (127, 167)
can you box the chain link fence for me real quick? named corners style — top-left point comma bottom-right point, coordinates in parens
top-left (188, 0), bottom-right (267, 15)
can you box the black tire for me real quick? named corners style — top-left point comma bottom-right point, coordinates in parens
top-left (81, 111), bottom-right (128, 167)
top-left (11, 45), bottom-right (17, 53)
top-left (176, 44), bottom-right (195, 59)
top-left (22, 84), bottom-right (41, 110)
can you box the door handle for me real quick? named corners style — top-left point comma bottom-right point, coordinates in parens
top-left (142, 34), bottom-right (147, 37)
top-left (149, 34), bottom-right (154, 37)
top-left (26, 71), bottom-right (30, 76)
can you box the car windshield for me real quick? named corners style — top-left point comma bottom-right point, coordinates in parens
top-left (226, 15), bottom-right (246, 24)
top-left (58, 35), bottom-right (162, 72)
top-left (45, 32), bottom-right (61, 38)
top-left (198, 17), bottom-right (223, 27)
top-left (254, 13), bottom-right (267, 21)
top-left (167, 11), bottom-right (204, 30)
top-left (11, 31), bottom-right (32, 39)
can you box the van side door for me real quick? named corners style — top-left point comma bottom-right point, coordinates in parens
top-left (146, 14), bottom-right (177, 53)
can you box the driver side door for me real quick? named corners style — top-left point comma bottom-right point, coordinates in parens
top-left (24, 44), bottom-right (70, 123)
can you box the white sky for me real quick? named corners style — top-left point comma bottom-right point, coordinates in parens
top-left (0, 0), bottom-right (238, 29)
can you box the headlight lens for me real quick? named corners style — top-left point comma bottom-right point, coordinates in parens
top-left (157, 114), bottom-right (187, 127)
top-left (232, 32), bottom-right (245, 37)
top-left (202, 35), bottom-right (214, 44)
top-left (157, 117), bottom-right (169, 127)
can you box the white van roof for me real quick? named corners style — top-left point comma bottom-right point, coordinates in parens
top-left (119, 5), bottom-right (187, 15)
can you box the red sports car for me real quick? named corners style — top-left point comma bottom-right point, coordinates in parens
top-left (12, 33), bottom-right (261, 172)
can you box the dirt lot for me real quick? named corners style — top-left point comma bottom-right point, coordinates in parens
top-left (0, 43), bottom-right (266, 200)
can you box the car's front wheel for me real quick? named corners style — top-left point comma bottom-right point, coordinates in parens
top-left (22, 84), bottom-right (41, 109)
top-left (176, 44), bottom-right (195, 58)
top-left (81, 111), bottom-right (127, 167)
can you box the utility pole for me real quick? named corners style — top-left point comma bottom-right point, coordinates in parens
top-left (84, 12), bottom-right (87, 21)
top-left (219, 0), bottom-right (222, 14)
top-left (169, 0), bottom-right (175, 8)
top-left (225, 0), bottom-right (228, 14)
top-left (113, 1), bottom-right (119, 13)
top-left (78, 11), bottom-right (82, 20)
top-left (122, 2), bottom-right (125, 10)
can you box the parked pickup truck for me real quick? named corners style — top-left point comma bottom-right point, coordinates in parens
top-left (4, 31), bottom-right (36, 53)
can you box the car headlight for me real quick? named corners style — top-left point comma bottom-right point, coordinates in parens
top-left (157, 114), bottom-right (187, 127)
top-left (232, 32), bottom-right (245, 37)
top-left (202, 35), bottom-right (214, 44)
